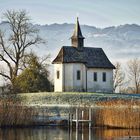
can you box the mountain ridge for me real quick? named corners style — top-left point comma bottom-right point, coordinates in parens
top-left (0, 22), bottom-right (140, 62)
top-left (0, 22), bottom-right (140, 84)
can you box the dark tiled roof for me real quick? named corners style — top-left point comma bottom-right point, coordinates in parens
top-left (52, 46), bottom-right (115, 69)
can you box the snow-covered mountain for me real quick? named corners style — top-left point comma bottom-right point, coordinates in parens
top-left (37, 23), bottom-right (140, 63)
top-left (0, 22), bottom-right (140, 63)
top-left (0, 22), bottom-right (140, 84)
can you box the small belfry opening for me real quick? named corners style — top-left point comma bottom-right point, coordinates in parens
top-left (71, 17), bottom-right (85, 48)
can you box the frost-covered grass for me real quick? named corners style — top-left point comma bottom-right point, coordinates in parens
top-left (14, 92), bottom-right (140, 107)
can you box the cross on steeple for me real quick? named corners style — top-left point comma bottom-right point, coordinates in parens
top-left (71, 17), bottom-right (85, 48)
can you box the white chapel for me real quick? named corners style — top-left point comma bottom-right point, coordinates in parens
top-left (52, 18), bottom-right (115, 92)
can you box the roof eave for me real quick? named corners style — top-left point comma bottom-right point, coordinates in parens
top-left (86, 66), bottom-right (115, 69)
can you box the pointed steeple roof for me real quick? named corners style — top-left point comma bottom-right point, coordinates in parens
top-left (71, 18), bottom-right (85, 48)
top-left (71, 17), bottom-right (85, 39)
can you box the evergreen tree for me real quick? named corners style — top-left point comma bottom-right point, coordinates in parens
top-left (15, 53), bottom-right (53, 93)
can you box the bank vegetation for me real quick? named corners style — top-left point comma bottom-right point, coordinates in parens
top-left (0, 92), bottom-right (140, 128)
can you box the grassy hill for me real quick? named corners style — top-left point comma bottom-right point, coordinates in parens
top-left (13, 92), bottom-right (140, 107)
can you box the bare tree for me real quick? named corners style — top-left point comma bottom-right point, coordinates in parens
top-left (113, 62), bottom-right (125, 92)
top-left (127, 58), bottom-right (140, 94)
top-left (0, 10), bottom-right (45, 90)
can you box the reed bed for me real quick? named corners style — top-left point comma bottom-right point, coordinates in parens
top-left (0, 97), bottom-right (38, 126)
top-left (0, 105), bottom-right (36, 126)
top-left (79, 99), bottom-right (140, 128)
top-left (0, 93), bottom-right (140, 128)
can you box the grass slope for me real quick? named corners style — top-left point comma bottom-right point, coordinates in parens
top-left (15, 92), bottom-right (140, 107)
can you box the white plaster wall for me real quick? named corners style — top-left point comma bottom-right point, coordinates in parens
top-left (63, 64), bottom-right (73, 91)
top-left (54, 63), bottom-right (113, 93)
top-left (54, 64), bottom-right (63, 92)
top-left (87, 68), bottom-right (113, 92)
top-left (63, 63), bottom-right (86, 92)
top-left (72, 63), bottom-right (86, 91)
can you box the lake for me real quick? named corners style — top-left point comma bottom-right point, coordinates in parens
top-left (0, 126), bottom-right (140, 140)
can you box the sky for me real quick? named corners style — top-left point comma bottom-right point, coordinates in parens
top-left (0, 0), bottom-right (140, 27)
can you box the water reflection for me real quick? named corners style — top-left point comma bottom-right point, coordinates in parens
top-left (0, 127), bottom-right (140, 140)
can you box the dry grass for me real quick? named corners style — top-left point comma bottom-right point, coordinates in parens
top-left (0, 93), bottom-right (140, 128)
top-left (93, 107), bottom-right (140, 128)
top-left (93, 100), bottom-right (140, 128)
top-left (96, 99), bottom-right (140, 107)
top-left (0, 105), bottom-right (35, 126)
top-left (78, 99), bottom-right (140, 128)
top-left (0, 97), bottom-right (38, 126)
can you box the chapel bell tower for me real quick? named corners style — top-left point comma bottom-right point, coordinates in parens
top-left (71, 18), bottom-right (85, 48)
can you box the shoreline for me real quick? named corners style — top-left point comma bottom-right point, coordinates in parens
top-left (0, 92), bottom-right (140, 128)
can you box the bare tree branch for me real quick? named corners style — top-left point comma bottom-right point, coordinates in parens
top-left (127, 58), bottom-right (140, 94)
top-left (0, 31), bottom-right (16, 63)
top-left (0, 10), bottom-right (45, 90)
top-left (113, 62), bottom-right (125, 92)
top-left (0, 72), bottom-right (11, 80)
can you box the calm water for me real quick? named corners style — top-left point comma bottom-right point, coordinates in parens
top-left (0, 126), bottom-right (140, 140)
